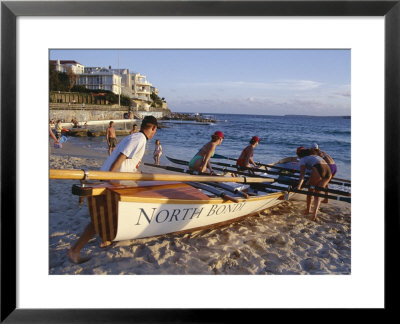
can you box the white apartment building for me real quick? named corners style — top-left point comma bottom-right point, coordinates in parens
top-left (50, 60), bottom-right (165, 109)
top-left (151, 86), bottom-right (159, 96)
top-left (50, 60), bottom-right (85, 74)
top-left (76, 67), bottom-right (122, 95)
top-left (109, 68), bottom-right (133, 97)
top-left (131, 73), bottom-right (153, 110)
top-left (132, 73), bottom-right (152, 101)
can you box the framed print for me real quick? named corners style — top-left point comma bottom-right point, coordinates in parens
top-left (1, 0), bottom-right (399, 321)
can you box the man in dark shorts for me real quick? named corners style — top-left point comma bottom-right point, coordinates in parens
top-left (106, 121), bottom-right (118, 156)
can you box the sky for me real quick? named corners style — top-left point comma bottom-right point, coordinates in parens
top-left (50, 49), bottom-right (350, 116)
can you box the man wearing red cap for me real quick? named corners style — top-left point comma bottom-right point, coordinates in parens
top-left (236, 136), bottom-right (260, 174)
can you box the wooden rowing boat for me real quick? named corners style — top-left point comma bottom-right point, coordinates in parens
top-left (70, 179), bottom-right (291, 242)
top-left (57, 162), bottom-right (295, 243)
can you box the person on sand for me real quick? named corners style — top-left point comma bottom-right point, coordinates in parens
top-left (236, 136), bottom-right (260, 175)
top-left (67, 116), bottom-right (159, 264)
top-left (188, 131), bottom-right (224, 175)
top-left (49, 124), bottom-right (58, 143)
top-left (129, 124), bottom-right (138, 134)
top-left (296, 147), bottom-right (332, 222)
top-left (311, 143), bottom-right (337, 203)
top-left (71, 117), bottom-right (79, 128)
top-left (106, 121), bottom-right (118, 156)
top-left (55, 120), bottom-right (62, 140)
top-left (153, 139), bottom-right (162, 165)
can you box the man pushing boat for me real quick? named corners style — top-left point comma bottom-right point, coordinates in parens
top-left (67, 116), bottom-right (159, 264)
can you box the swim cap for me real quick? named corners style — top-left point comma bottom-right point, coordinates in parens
top-left (296, 146), bottom-right (306, 155)
top-left (312, 143), bottom-right (319, 149)
top-left (251, 136), bottom-right (260, 142)
top-left (214, 131), bottom-right (224, 139)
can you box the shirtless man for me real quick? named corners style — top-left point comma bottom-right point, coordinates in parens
top-left (129, 124), bottom-right (138, 134)
top-left (106, 121), bottom-right (117, 156)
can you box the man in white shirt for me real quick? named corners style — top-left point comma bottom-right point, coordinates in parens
top-left (101, 116), bottom-right (157, 173)
top-left (67, 116), bottom-right (158, 264)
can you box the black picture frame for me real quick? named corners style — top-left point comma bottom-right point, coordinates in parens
top-left (1, 0), bottom-right (399, 322)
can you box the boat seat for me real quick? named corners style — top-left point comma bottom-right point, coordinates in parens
top-left (110, 182), bottom-right (211, 201)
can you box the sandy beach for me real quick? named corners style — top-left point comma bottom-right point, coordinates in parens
top-left (49, 140), bottom-right (351, 275)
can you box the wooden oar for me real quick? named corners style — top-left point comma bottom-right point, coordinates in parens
top-left (212, 153), bottom-right (351, 184)
top-left (186, 182), bottom-right (240, 203)
top-left (49, 169), bottom-right (274, 183)
top-left (251, 183), bottom-right (351, 203)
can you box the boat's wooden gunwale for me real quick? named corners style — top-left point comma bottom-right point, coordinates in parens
top-left (118, 191), bottom-right (284, 204)
top-left (74, 180), bottom-right (286, 203)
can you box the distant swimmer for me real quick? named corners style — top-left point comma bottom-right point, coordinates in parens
top-left (296, 147), bottom-right (332, 222)
top-left (106, 121), bottom-right (118, 156)
top-left (236, 136), bottom-right (260, 175)
top-left (188, 131), bottom-right (224, 175)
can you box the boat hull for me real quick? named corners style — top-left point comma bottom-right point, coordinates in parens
top-left (84, 183), bottom-right (286, 242)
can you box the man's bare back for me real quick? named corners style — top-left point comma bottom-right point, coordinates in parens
top-left (106, 122), bottom-right (117, 155)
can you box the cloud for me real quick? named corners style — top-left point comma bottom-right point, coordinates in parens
top-left (169, 93), bottom-right (350, 116)
top-left (167, 82), bottom-right (350, 116)
top-left (181, 79), bottom-right (323, 91)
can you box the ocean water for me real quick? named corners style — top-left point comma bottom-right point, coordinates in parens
top-left (67, 114), bottom-right (351, 180)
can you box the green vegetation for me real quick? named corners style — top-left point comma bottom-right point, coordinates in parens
top-left (49, 62), bottom-right (132, 106)
top-left (49, 62), bottom-right (70, 92)
top-left (150, 92), bottom-right (166, 108)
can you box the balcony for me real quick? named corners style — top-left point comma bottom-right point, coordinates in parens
top-left (136, 80), bottom-right (151, 86)
top-left (133, 95), bottom-right (150, 101)
top-left (137, 89), bottom-right (150, 94)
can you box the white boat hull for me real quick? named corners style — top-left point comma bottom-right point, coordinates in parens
top-left (114, 195), bottom-right (283, 241)
top-left (84, 183), bottom-right (288, 242)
